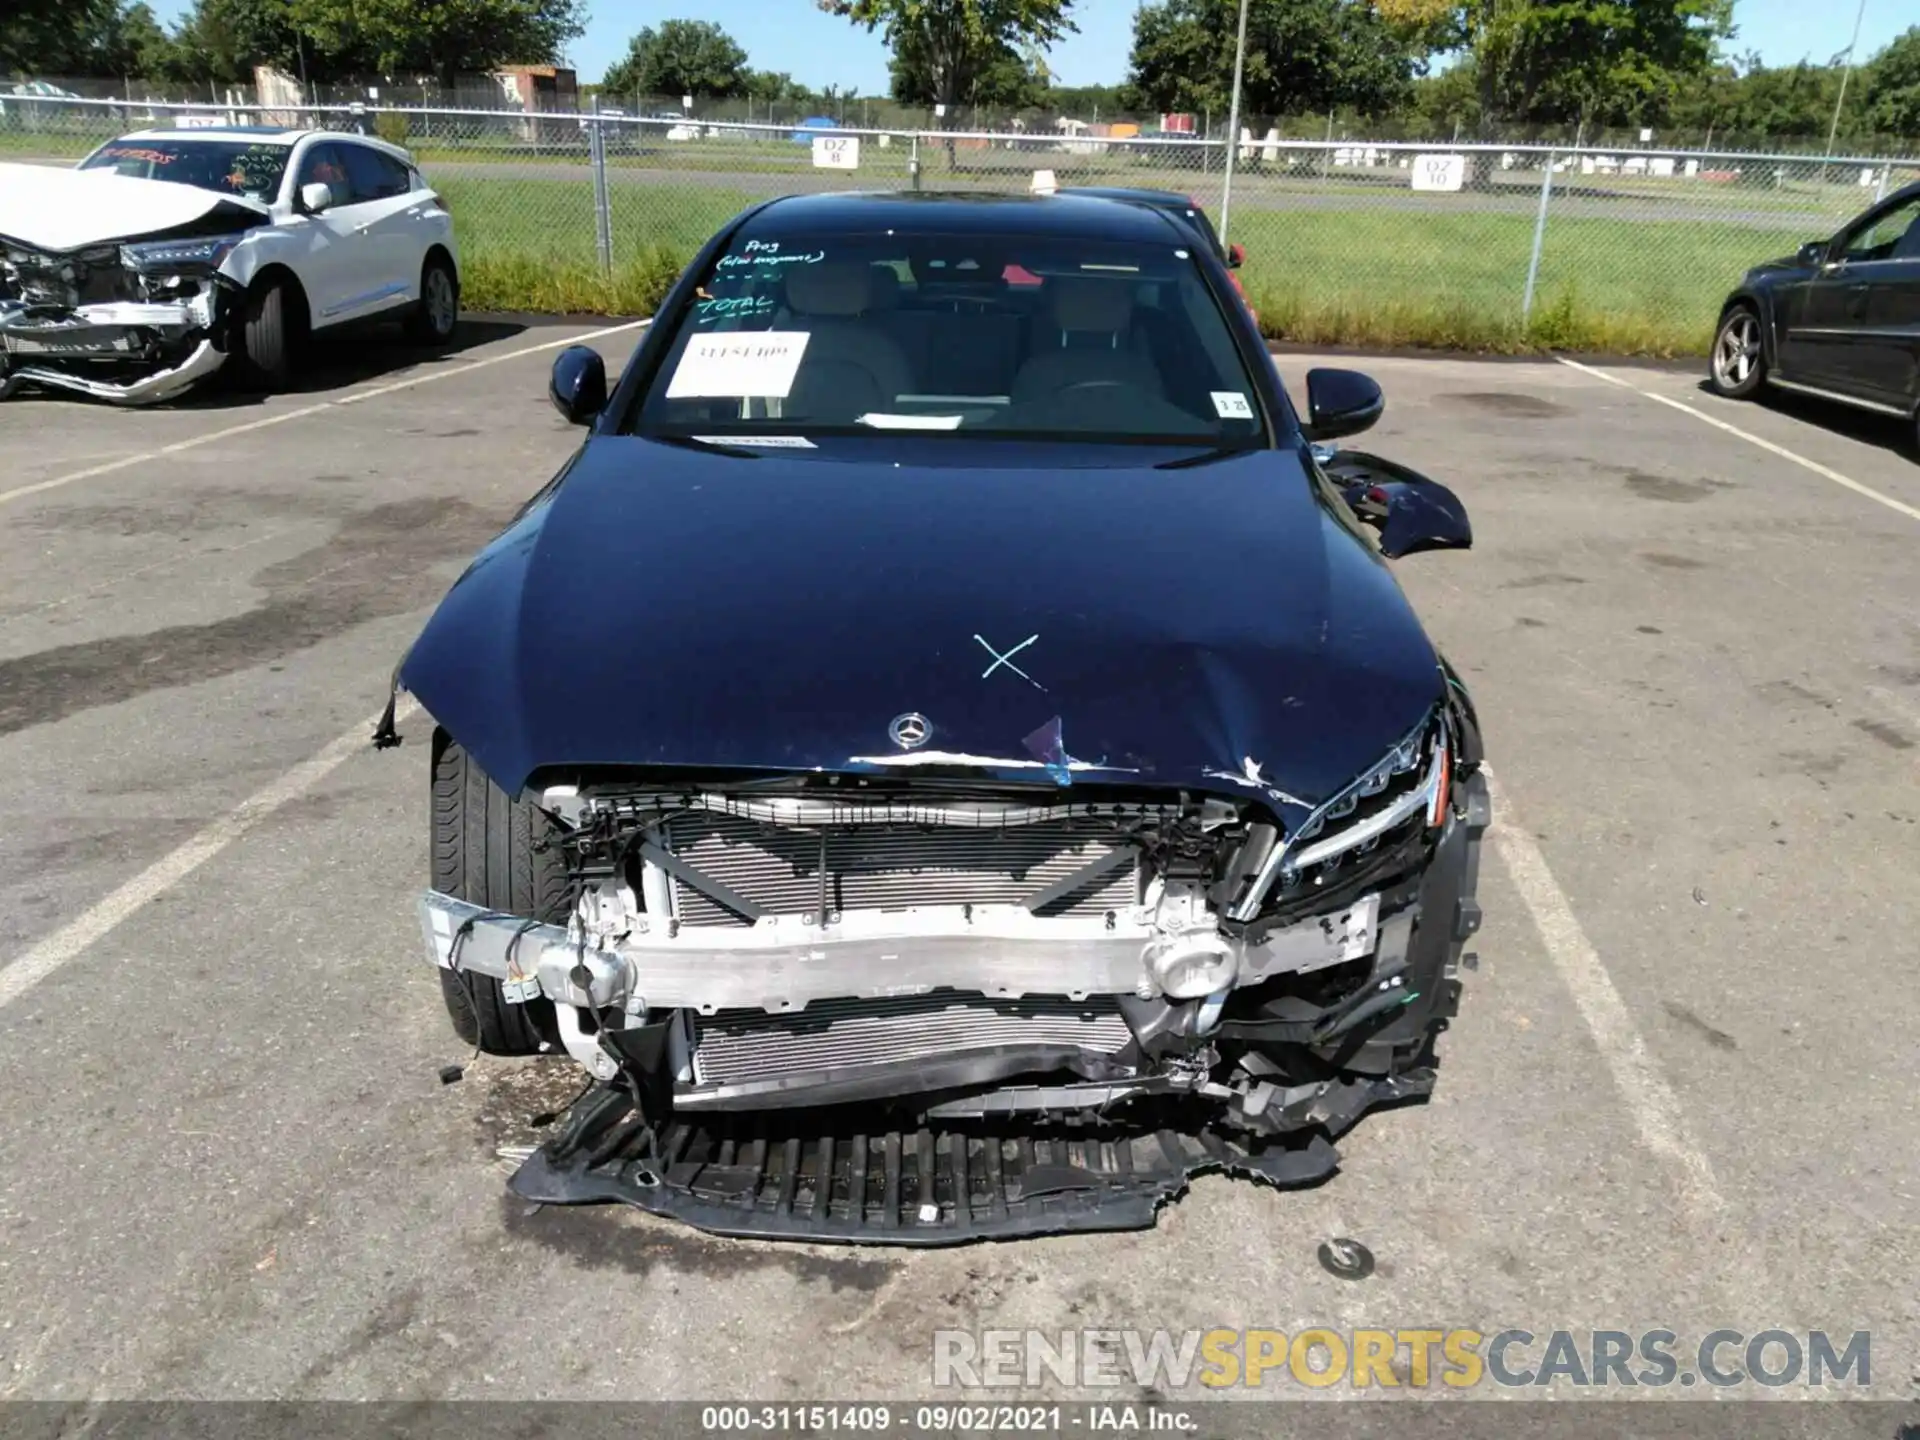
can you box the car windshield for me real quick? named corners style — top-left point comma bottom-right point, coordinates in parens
top-left (80, 140), bottom-right (289, 202)
top-left (632, 228), bottom-right (1268, 446)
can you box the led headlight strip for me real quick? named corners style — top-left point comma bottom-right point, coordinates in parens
top-left (120, 237), bottom-right (237, 274)
top-left (1226, 707), bottom-right (1450, 922)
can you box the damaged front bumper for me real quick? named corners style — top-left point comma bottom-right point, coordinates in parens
top-left (0, 293), bottom-right (228, 404)
top-left (424, 771), bottom-right (1491, 1242)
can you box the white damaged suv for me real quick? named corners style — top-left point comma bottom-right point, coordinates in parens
top-left (0, 126), bottom-right (459, 404)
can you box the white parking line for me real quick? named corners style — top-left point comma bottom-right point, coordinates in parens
top-left (0, 700), bottom-right (418, 1012)
top-left (1482, 765), bottom-right (1726, 1221)
top-left (1555, 355), bottom-right (1920, 524)
top-left (0, 318), bottom-right (651, 511)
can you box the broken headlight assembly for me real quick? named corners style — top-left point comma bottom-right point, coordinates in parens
top-left (1228, 710), bottom-right (1450, 922)
top-left (116, 238), bottom-right (236, 309)
top-left (119, 237), bottom-right (238, 276)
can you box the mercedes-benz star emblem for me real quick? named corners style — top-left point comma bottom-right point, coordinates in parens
top-left (889, 713), bottom-right (931, 750)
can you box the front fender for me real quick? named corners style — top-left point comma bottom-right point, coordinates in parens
top-left (218, 225), bottom-right (320, 327)
top-left (395, 504), bottom-right (548, 794)
top-left (1720, 286), bottom-right (1782, 368)
top-left (216, 228), bottom-right (276, 292)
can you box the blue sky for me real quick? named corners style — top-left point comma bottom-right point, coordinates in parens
top-left (145, 0), bottom-right (1911, 92)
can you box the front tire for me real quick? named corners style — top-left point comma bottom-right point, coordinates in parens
top-left (232, 276), bottom-right (299, 391)
top-left (1709, 305), bottom-right (1766, 399)
top-left (404, 254), bottom-right (460, 345)
top-left (431, 729), bottom-right (568, 1055)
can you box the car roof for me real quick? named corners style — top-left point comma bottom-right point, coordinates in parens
top-left (742, 191), bottom-right (1193, 244)
top-left (115, 126), bottom-right (310, 143)
top-left (111, 127), bottom-right (417, 164)
top-left (1060, 185), bottom-right (1203, 211)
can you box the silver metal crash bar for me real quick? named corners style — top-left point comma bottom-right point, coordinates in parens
top-left (418, 889), bottom-right (1380, 1016)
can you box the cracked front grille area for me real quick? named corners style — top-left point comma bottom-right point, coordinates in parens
top-left (663, 811), bottom-right (1138, 927)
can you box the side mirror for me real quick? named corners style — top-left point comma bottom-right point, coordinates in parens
top-left (1227, 242), bottom-right (1245, 269)
top-left (1302, 367), bottom-right (1383, 442)
top-left (1319, 450), bottom-right (1472, 559)
top-left (298, 181), bottom-right (335, 213)
top-left (1796, 239), bottom-right (1828, 267)
top-left (549, 345), bottom-right (607, 425)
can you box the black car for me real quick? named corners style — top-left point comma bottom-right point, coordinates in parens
top-left (388, 191), bottom-right (1489, 1243)
top-left (1710, 180), bottom-right (1920, 441)
top-left (1056, 185), bottom-right (1242, 270)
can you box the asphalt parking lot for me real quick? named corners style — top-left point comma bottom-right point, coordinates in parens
top-left (0, 326), bottom-right (1916, 1409)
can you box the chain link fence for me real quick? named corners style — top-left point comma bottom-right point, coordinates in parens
top-left (5, 93), bottom-right (1916, 352)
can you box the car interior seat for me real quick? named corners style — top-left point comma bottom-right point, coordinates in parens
top-left (781, 260), bottom-right (915, 418)
top-left (1011, 276), bottom-right (1165, 405)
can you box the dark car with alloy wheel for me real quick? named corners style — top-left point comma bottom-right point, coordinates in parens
top-left (382, 191), bottom-right (1488, 1243)
top-left (1709, 181), bottom-right (1920, 445)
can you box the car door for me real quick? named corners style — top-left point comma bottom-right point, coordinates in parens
top-left (336, 141), bottom-right (425, 313)
top-left (1780, 193), bottom-right (1920, 401)
top-left (285, 140), bottom-right (361, 327)
top-left (1851, 196), bottom-right (1920, 407)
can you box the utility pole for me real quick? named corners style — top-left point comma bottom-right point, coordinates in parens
top-left (1217, 0), bottom-right (1251, 244)
top-left (1821, 0), bottom-right (1870, 186)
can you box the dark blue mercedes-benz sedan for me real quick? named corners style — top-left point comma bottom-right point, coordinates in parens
top-left (387, 191), bottom-right (1491, 1242)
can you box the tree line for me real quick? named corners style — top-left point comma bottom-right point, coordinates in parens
top-left (7, 0), bottom-right (1918, 144)
top-left (608, 2), bottom-right (1920, 145)
top-left (2, 0), bottom-right (585, 89)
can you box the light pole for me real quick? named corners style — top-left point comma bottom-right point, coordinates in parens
top-left (1217, 0), bottom-right (1252, 244)
top-left (1820, 0), bottom-right (1870, 186)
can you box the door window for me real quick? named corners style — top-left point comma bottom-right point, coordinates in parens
top-left (339, 143), bottom-right (413, 202)
top-left (1840, 196), bottom-right (1920, 263)
top-left (295, 142), bottom-right (351, 206)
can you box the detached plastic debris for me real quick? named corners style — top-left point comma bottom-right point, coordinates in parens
top-left (438, 1064), bottom-right (466, 1086)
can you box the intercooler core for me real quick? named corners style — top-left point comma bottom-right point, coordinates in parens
top-left (662, 811), bottom-right (1138, 926)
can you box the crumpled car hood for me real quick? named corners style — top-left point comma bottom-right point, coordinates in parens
top-left (400, 438), bottom-right (1445, 810)
top-left (0, 160), bottom-right (267, 252)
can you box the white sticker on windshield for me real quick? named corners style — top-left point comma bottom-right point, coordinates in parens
top-left (666, 331), bottom-right (810, 399)
top-left (1211, 391), bottom-right (1254, 419)
top-left (857, 413), bottom-right (964, 430)
top-left (692, 434), bottom-right (816, 448)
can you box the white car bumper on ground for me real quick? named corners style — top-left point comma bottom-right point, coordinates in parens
top-left (0, 292), bottom-right (229, 404)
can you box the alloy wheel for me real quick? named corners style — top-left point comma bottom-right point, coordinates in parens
top-left (1713, 311), bottom-right (1760, 390)
top-left (426, 268), bottom-right (457, 337)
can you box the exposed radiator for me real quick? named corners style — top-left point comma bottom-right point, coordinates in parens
top-left (691, 994), bottom-right (1133, 1088)
top-left (664, 812), bottom-right (1136, 927)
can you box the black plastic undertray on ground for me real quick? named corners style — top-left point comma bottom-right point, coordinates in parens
top-left (507, 1077), bottom-right (1431, 1244)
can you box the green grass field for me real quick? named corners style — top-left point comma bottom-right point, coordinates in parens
top-left (441, 171), bottom-right (1804, 354)
top-left (1231, 208), bottom-right (1805, 353)
top-left (0, 130), bottom-right (95, 158)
